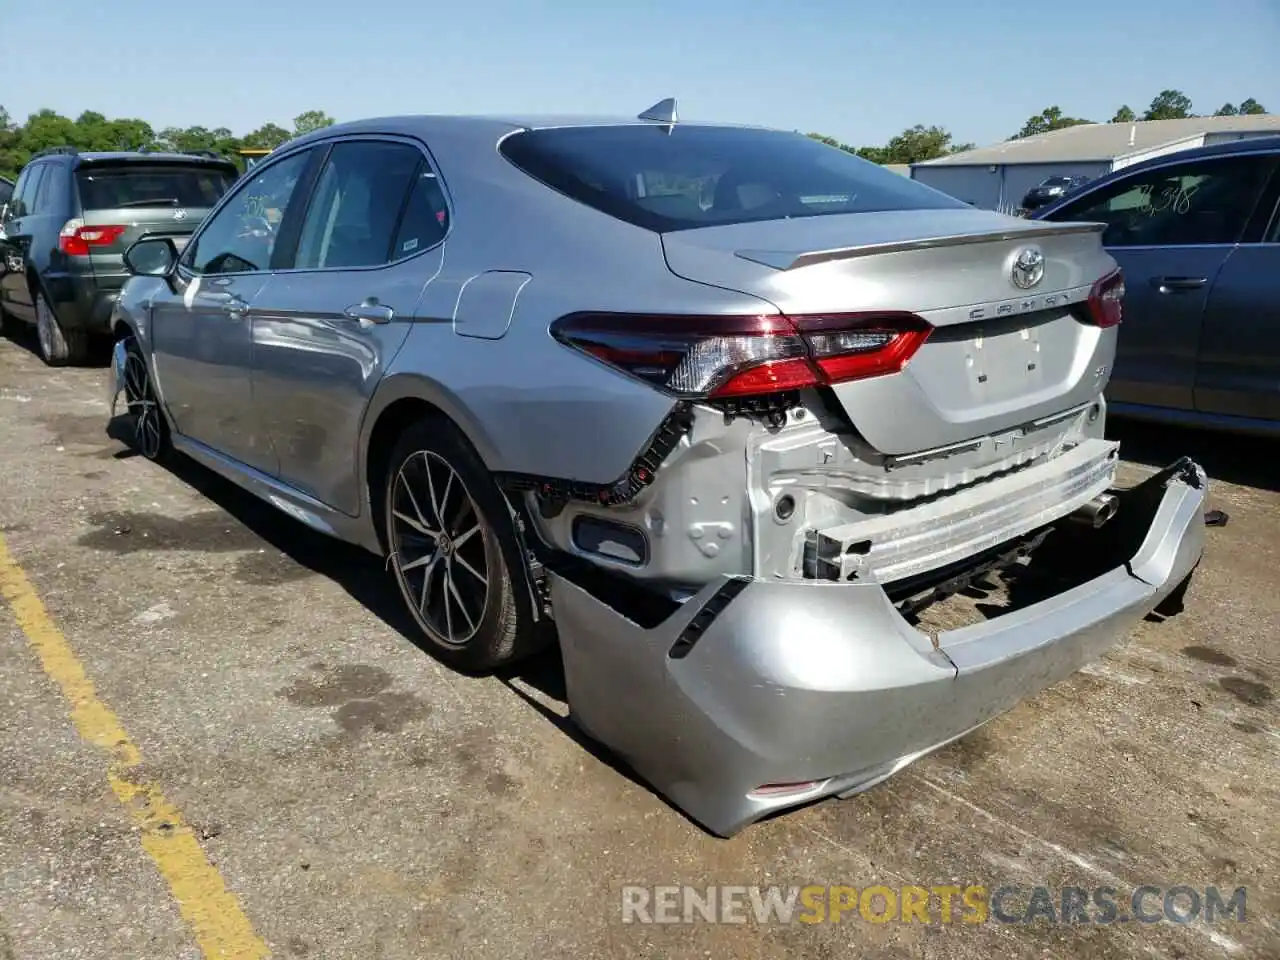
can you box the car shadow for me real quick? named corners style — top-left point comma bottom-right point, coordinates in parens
top-left (104, 416), bottom-right (674, 813)
top-left (2, 316), bottom-right (112, 365)
top-left (105, 415), bottom-right (424, 643)
top-left (1106, 416), bottom-right (1279, 493)
top-left (1, 316), bottom-right (42, 360)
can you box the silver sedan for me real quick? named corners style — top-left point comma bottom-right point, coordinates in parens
top-left (107, 101), bottom-right (1206, 836)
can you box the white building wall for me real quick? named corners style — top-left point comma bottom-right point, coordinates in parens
top-left (909, 165), bottom-right (1001, 208)
top-left (912, 161), bottom-right (1109, 212)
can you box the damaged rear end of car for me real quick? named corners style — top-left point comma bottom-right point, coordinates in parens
top-left (496, 122), bottom-right (1207, 836)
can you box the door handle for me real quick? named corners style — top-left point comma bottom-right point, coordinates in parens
top-left (343, 300), bottom-right (395, 325)
top-left (1150, 276), bottom-right (1207, 294)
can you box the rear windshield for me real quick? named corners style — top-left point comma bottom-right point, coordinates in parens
top-left (76, 164), bottom-right (234, 211)
top-left (1042, 177), bottom-right (1073, 186)
top-left (500, 125), bottom-right (966, 231)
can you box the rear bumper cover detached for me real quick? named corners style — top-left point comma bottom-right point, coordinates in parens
top-left (552, 458), bottom-right (1207, 837)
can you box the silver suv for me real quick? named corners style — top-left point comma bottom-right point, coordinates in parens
top-left (108, 105), bottom-right (1206, 836)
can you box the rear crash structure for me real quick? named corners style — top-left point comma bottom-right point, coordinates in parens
top-left (536, 420), bottom-right (1206, 836)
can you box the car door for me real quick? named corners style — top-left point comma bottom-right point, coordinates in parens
top-left (148, 147), bottom-right (318, 472)
top-left (0, 167), bottom-right (32, 311)
top-left (0, 164), bottom-right (46, 322)
top-left (1045, 153), bottom-right (1275, 413)
top-left (1194, 166), bottom-right (1280, 422)
top-left (250, 137), bottom-right (448, 514)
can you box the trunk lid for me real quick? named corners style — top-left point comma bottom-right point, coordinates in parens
top-left (661, 209), bottom-right (1117, 455)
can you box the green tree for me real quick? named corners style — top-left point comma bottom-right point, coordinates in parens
top-left (1143, 89), bottom-right (1194, 121)
top-left (1110, 105), bottom-right (1136, 123)
top-left (1015, 106), bottom-right (1092, 138)
top-left (1215, 102), bottom-right (1239, 116)
top-left (242, 122), bottom-right (292, 150)
top-left (1238, 97), bottom-right (1267, 115)
top-left (806, 132), bottom-right (850, 151)
top-left (293, 110), bottom-right (335, 136)
top-left (878, 125), bottom-right (966, 164)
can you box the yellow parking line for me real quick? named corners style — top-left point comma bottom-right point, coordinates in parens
top-left (0, 533), bottom-right (270, 959)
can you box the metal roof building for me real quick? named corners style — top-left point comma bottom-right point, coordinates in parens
top-left (910, 114), bottom-right (1280, 212)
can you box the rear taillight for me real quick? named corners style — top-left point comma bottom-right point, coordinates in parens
top-left (551, 311), bottom-right (931, 399)
top-left (58, 219), bottom-right (126, 256)
top-left (1085, 268), bottom-right (1125, 328)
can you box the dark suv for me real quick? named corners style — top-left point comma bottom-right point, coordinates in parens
top-left (0, 147), bottom-right (237, 364)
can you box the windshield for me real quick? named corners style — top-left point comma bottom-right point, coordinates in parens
top-left (1041, 177), bottom-right (1073, 187)
top-left (500, 125), bottom-right (967, 232)
top-left (76, 164), bottom-right (234, 211)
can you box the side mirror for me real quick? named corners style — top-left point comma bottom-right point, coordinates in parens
top-left (124, 237), bottom-right (178, 278)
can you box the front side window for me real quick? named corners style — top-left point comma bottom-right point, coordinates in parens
top-left (184, 150), bottom-right (312, 276)
top-left (1050, 155), bottom-right (1274, 247)
top-left (500, 125), bottom-right (967, 232)
top-left (6, 169), bottom-right (29, 218)
top-left (293, 140), bottom-right (430, 270)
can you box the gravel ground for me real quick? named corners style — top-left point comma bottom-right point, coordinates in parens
top-left (0, 327), bottom-right (1277, 959)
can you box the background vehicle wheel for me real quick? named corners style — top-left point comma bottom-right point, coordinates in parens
top-left (123, 339), bottom-right (169, 460)
top-left (35, 292), bottom-right (89, 366)
top-left (384, 419), bottom-right (544, 672)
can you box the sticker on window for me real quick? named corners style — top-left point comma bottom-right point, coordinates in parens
top-left (402, 237), bottom-right (419, 253)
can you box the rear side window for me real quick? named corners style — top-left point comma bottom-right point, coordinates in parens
top-left (76, 164), bottom-right (234, 211)
top-left (32, 165), bottom-right (62, 214)
top-left (500, 125), bottom-right (966, 231)
top-left (391, 166), bottom-right (449, 258)
top-left (293, 140), bottom-right (427, 270)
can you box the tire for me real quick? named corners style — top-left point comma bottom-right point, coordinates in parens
top-left (35, 291), bottom-right (90, 366)
top-left (122, 338), bottom-right (170, 460)
top-left (383, 418), bottom-right (544, 672)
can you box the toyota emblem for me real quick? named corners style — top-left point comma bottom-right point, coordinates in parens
top-left (1010, 246), bottom-right (1045, 289)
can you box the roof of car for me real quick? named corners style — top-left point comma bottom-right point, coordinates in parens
top-left (28, 150), bottom-right (238, 167)
top-left (283, 113), bottom-right (771, 150)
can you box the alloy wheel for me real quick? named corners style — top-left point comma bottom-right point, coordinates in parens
top-left (390, 450), bottom-right (491, 647)
top-left (123, 350), bottom-right (164, 459)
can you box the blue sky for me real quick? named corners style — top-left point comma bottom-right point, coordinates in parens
top-left (3, 0), bottom-right (1276, 149)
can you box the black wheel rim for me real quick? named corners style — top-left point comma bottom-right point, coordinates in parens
top-left (389, 451), bottom-right (491, 647)
top-left (123, 352), bottom-right (162, 459)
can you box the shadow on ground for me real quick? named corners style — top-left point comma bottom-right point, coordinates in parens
top-left (103, 415), bottom-right (672, 811)
top-left (1, 317), bottom-right (112, 366)
top-left (1107, 416), bottom-right (1279, 492)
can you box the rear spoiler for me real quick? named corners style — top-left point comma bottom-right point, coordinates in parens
top-left (75, 155), bottom-right (238, 174)
top-left (734, 221), bottom-right (1106, 271)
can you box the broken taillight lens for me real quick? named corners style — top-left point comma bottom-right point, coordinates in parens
top-left (1085, 268), bottom-right (1125, 328)
top-left (551, 311), bottom-right (931, 399)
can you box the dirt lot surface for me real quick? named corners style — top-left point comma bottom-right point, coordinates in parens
top-left (1, 328), bottom-right (1277, 959)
